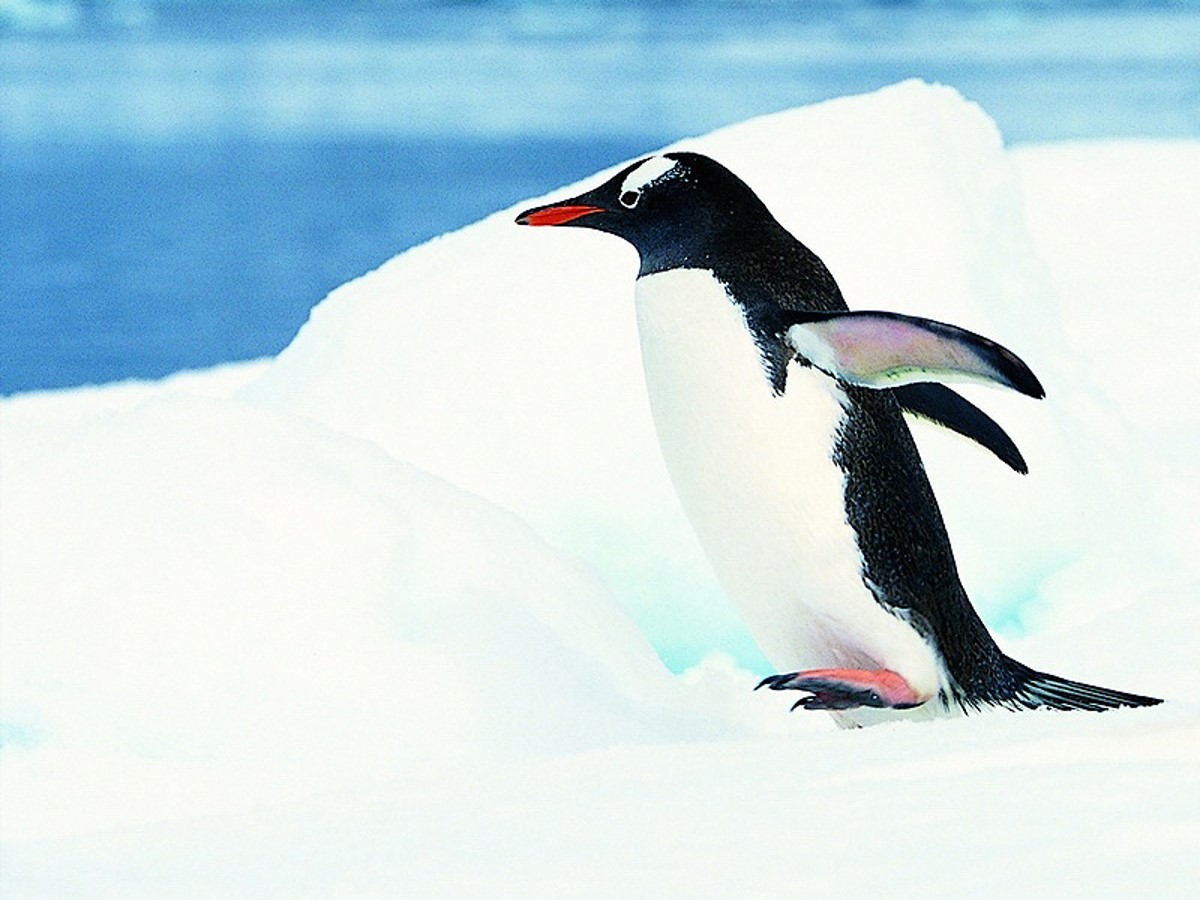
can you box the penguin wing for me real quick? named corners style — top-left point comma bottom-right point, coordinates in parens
top-left (892, 383), bottom-right (1028, 474)
top-left (783, 310), bottom-right (1045, 399)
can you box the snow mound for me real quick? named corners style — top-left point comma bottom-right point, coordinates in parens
top-left (3, 81), bottom-right (1198, 896)
top-left (240, 79), bottom-right (1195, 665)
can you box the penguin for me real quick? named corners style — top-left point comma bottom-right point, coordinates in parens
top-left (516, 151), bottom-right (1161, 726)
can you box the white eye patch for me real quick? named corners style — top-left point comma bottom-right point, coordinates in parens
top-left (620, 155), bottom-right (681, 197)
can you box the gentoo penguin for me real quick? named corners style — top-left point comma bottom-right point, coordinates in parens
top-left (516, 152), bottom-right (1161, 726)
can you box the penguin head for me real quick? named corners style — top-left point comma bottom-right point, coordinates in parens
top-left (516, 152), bottom-right (776, 274)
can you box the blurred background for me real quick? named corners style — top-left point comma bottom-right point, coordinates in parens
top-left (3, 0), bottom-right (1198, 394)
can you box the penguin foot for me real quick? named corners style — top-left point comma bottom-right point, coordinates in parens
top-left (755, 668), bottom-right (924, 711)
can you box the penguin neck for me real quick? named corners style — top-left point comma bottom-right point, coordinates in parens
top-left (634, 211), bottom-right (784, 279)
top-left (638, 234), bottom-right (841, 396)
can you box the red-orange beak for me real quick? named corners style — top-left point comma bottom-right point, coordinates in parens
top-left (515, 203), bottom-right (605, 227)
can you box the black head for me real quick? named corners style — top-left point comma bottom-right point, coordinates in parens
top-left (516, 152), bottom-right (781, 276)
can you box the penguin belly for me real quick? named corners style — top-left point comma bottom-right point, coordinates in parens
top-left (634, 268), bottom-right (944, 701)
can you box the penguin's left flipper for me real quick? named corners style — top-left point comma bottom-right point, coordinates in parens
top-left (783, 310), bottom-right (1045, 399)
top-left (756, 668), bottom-right (926, 711)
top-left (892, 383), bottom-right (1029, 474)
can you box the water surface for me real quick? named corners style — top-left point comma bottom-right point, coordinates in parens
top-left (3, 2), bottom-right (1197, 392)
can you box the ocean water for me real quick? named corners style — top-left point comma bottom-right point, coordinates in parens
top-left (3, 1), bottom-right (1199, 393)
top-left (1, 135), bottom-right (652, 390)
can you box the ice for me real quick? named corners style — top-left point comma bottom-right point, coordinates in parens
top-left (1, 394), bottom-right (742, 819)
top-left (2, 81), bottom-right (1197, 896)
top-left (238, 80), bottom-right (1198, 665)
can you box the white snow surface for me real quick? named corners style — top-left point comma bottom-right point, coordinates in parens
top-left (2, 81), bottom-right (1198, 896)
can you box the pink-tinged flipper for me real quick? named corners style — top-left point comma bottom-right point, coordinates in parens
top-left (756, 667), bottom-right (926, 711)
top-left (783, 310), bottom-right (1045, 399)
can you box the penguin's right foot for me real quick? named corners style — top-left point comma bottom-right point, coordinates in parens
top-left (755, 668), bottom-right (925, 711)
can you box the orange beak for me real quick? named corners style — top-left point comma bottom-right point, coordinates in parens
top-left (515, 204), bottom-right (605, 227)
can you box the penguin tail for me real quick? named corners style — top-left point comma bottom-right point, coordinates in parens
top-left (1003, 657), bottom-right (1163, 711)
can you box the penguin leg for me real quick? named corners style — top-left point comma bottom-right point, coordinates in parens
top-left (755, 668), bottom-right (925, 711)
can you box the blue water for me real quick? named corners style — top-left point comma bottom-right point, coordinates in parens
top-left (1, 135), bottom-right (653, 389)
top-left (3, 2), bottom-right (1199, 393)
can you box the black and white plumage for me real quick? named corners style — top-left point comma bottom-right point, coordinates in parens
top-left (517, 152), bottom-right (1160, 726)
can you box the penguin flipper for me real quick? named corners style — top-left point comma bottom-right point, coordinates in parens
top-left (892, 383), bottom-right (1029, 474)
top-left (783, 310), bottom-right (1045, 399)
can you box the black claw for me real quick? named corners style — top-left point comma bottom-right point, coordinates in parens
top-left (788, 689), bottom-right (879, 712)
top-left (791, 695), bottom-right (822, 711)
top-left (791, 694), bottom-right (843, 711)
top-left (755, 672), bottom-right (799, 691)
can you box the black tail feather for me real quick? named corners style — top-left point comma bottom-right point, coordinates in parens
top-left (1004, 657), bottom-right (1163, 712)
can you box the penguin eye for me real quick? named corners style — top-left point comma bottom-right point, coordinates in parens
top-left (619, 189), bottom-right (640, 209)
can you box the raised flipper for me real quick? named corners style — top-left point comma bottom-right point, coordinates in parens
top-left (783, 310), bottom-right (1045, 399)
top-left (892, 382), bottom-right (1029, 474)
top-left (756, 668), bottom-right (926, 711)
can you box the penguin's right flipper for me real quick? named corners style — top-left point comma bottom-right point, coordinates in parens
top-left (756, 668), bottom-right (925, 711)
top-left (892, 383), bottom-right (1029, 474)
top-left (783, 310), bottom-right (1045, 398)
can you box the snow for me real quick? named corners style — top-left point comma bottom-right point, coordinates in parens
top-left (2, 81), bottom-right (1198, 896)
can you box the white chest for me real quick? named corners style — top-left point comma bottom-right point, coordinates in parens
top-left (633, 269), bottom-right (940, 695)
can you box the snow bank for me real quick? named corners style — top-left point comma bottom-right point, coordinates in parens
top-left (2, 393), bottom-right (775, 835)
top-left (3, 82), bottom-right (1198, 896)
top-left (240, 79), bottom-right (1197, 662)
top-left (5, 705), bottom-right (1196, 900)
